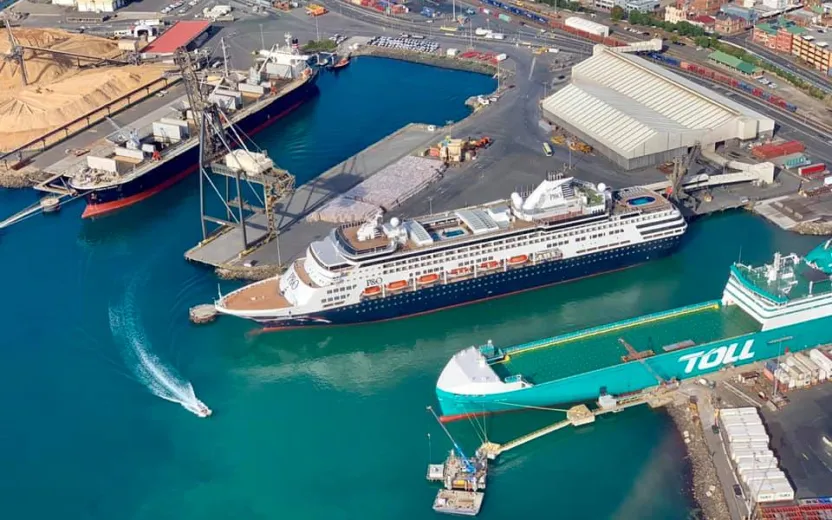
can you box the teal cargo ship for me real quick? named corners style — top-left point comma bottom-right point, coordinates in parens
top-left (436, 241), bottom-right (832, 421)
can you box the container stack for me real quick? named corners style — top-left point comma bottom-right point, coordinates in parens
top-left (751, 140), bottom-right (805, 160)
top-left (762, 348), bottom-right (832, 390)
top-left (308, 156), bottom-right (444, 223)
top-left (719, 407), bottom-right (794, 504)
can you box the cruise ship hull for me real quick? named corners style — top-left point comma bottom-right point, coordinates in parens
top-left (436, 309), bottom-right (832, 421)
top-left (82, 75), bottom-right (319, 218)
top-left (258, 235), bottom-right (681, 329)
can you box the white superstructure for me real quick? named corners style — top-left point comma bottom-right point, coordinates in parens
top-left (722, 246), bottom-right (832, 331)
top-left (216, 176), bottom-right (686, 325)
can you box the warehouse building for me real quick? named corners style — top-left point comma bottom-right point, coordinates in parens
top-left (540, 46), bottom-right (775, 170)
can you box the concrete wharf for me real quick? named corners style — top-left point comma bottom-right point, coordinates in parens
top-left (185, 123), bottom-right (443, 269)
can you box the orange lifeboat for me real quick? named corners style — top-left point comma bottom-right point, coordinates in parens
top-left (480, 260), bottom-right (500, 271)
top-left (449, 267), bottom-right (472, 277)
top-left (387, 280), bottom-right (408, 292)
top-left (418, 273), bottom-right (440, 285)
top-left (363, 286), bottom-right (381, 297)
top-left (508, 255), bottom-right (529, 266)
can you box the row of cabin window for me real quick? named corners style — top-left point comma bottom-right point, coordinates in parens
top-left (326, 284), bottom-right (356, 296)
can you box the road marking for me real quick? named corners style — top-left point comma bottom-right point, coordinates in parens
top-left (528, 56), bottom-right (536, 81)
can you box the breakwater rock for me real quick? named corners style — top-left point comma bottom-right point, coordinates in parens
top-left (792, 219), bottom-right (832, 236)
top-left (0, 165), bottom-right (38, 188)
top-left (666, 402), bottom-right (731, 520)
top-left (353, 47), bottom-right (497, 75)
top-left (216, 264), bottom-right (282, 281)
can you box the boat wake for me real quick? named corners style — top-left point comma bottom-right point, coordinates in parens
top-left (108, 289), bottom-right (212, 418)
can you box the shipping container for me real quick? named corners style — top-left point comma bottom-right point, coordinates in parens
top-left (743, 471), bottom-right (787, 483)
top-left (752, 140), bottom-right (805, 160)
top-left (798, 163), bottom-right (826, 177)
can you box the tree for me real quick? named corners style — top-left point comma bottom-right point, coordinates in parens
top-left (670, 34), bottom-right (679, 44)
top-left (610, 5), bottom-right (625, 22)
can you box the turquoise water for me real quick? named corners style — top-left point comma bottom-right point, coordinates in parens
top-left (0, 57), bottom-right (820, 519)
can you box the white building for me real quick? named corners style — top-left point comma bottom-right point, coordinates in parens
top-left (541, 46), bottom-right (775, 170)
top-left (625, 0), bottom-right (659, 12)
top-left (564, 16), bottom-right (610, 37)
top-left (74, 0), bottom-right (125, 11)
top-left (665, 5), bottom-right (687, 23)
top-left (762, 0), bottom-right (787, 9)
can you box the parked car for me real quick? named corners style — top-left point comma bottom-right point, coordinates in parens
top-left (733, 484), bottom-right (743, 498)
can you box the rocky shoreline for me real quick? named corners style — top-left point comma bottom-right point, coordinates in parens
top-left (0, 164), bottom-right (38, 189)
top-left (353, 47), bottom-right (498, 75)
top-left (792, 219), bottom-right (832, 236)
top-left (215, 263), bottom-right (282, 281)
top-left (666, 402), bottom-right (731, 520)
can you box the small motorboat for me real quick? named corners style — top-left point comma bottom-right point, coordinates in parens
top-left (184, 399), bottom-right (213, 418)
top-left (332, 55), bottom-right (351, 70)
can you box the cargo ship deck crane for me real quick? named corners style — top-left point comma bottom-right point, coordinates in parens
top-left (427, 406), bottom-right (475, 473)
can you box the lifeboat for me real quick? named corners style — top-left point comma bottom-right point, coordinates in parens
top-left (508, 255), bottom-right (529, 266)
top-left (449, 267), bottom-right (472, 277)
top-left (480, 260), bottom-right (500, 271)
top-left (387, 280), bottom-right (408, 292)
top-left (363, 286), bottom-right (381, 297)
top-left (418, 273), bottom-right (440, 285)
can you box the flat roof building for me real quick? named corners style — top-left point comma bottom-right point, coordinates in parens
top-left (142, 21), bottom-right (211, 57)
top-left (540, 46), bottom-right (775, 171)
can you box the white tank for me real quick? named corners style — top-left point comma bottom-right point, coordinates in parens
top-left (390, 217), bottom-right (401, 228)
top-left (510, 192), bottom-right (523, 208)
top-left (597, 182), bottom-right (607, 192)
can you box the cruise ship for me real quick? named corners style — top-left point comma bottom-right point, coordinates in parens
top-left (68, 34), bottom-right (318, 218)
top-left (214, 175), bottom-right (687, 329)
top-left (435, 241), bottom-right (832, 421)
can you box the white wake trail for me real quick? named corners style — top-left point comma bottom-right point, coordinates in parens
top-left (109, 284), bottom-right (211, 418)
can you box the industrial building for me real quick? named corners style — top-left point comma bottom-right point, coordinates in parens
top-left (141, 21), bottom-right (211, 58)
top-left (540, 46), bottom-right (775, 171)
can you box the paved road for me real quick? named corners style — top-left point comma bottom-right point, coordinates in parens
top-left (723, 34), bottom-right (832, 96)
top-left (681, 384), bottom-right (750, 520)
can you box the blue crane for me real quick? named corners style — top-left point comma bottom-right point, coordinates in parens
top-left (427, 406), bottom-right (475, 474)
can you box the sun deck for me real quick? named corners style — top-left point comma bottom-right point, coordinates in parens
top-left (732, 258), bottom-right (832, 304)
top-left (490, 302), bottom-right (762, 384)
top-left (219, 278), bottom-right (291, 311)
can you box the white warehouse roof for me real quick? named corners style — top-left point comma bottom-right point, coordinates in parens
top-left (541, 47), bottom-right (775, 160)
top-left (564, 16), bottom-right (610, 37)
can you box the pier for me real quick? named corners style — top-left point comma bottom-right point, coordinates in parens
top-left (185, 123), bottom-right (444, 271)
top-left (478, 389), bottom-right (676, 461)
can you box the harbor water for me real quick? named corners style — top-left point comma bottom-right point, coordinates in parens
top-left (0, 57), bottom-right (819, 519)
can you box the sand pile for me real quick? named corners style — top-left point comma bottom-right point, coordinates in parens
top-left (0, 28), bottom-right (172, 151)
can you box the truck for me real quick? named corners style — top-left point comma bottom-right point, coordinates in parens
top-left (475, 27), bottom-right (492, 36)
top-left (466, 8), bottom-right (476, 14)
top-left (420, 6), bottom-right (435, 17)
top-left (486, 32), bottom-right (505, 40)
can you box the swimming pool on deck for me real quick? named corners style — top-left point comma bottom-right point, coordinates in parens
top-left (628, 196), bottom-right (657, 207)
top-left (491, 303), bottom-right (762, 385)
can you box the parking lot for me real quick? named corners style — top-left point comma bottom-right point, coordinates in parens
top-left (368, 35), bottom-right (439, 53)
top-left (762, 382), bottom-right (832, 499)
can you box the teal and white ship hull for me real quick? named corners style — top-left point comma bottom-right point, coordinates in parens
top-left (436, 242), bottom-right (832, 421)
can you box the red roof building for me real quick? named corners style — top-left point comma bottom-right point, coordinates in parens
top-left (690, 14), bottom-right (716, 32)
top-left (143, 21), bottom-right (211, 56)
